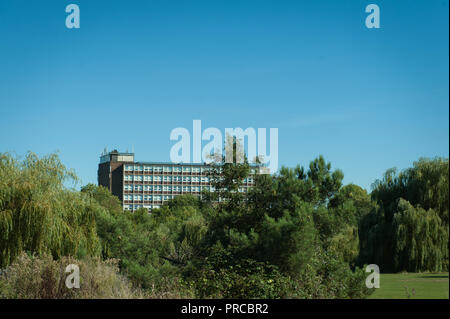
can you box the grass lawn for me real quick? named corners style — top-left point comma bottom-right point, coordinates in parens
top-left (368, 272), bottom-right (449, 299)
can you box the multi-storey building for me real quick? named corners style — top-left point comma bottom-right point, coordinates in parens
top-left (98, 150), bottom-right (257, 211)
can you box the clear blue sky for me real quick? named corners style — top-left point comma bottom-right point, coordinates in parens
top-left (0, 0), bottom-right (448, 191)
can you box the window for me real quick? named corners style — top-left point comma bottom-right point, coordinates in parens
top-left (182, 176), bottom-right (191, 182)
top-left (192, 167), bottom-right (200, 173)
top-left (154, 175), bottom-right (162, 182)
top-left (192, 177), bottom-right (199, 182)
top-left (163, 166), bottom-right (172, 173)
top-left (182, 166), bottom-right (191, 173)
top-left (201, 167), bottom-right (209, 173)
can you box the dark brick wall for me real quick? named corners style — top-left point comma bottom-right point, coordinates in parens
top-left (97, 162), bottom-right (110, 189)
top-left (98, 161), bottom-right (124, 202)
top-left (111, 163), bottom-right (124, 202)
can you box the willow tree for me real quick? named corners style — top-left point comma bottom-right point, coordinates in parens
top-left (0, 152), bottom-right (100, 268)
top-left (360, 157), bottom-right (449, 272)
top-left (393, 199), bottom-right (448, 272)
top-left (371, 157), bottom-right (449, 225)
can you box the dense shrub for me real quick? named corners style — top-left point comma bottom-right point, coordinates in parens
top-left (0, 252), bottom-right (144, 299)
top-left (185, 248), bottom-right (292, 299)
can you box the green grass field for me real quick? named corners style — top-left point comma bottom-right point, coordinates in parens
top-left (368, 273), bottom-right (449, 299)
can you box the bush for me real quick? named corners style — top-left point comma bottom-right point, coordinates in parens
top-left (188, 252), bottom-right (292, 299)
top-left (0, 252), bottom-right (144, 299)
top-left (265, 245), bottom-right (374, 299)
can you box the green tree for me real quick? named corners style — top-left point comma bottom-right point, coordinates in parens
top-left (359, 157), bottom-right (449, 272)
top-left (393, 199), bottom-right (448, 272)
top-left (0, 152), bottom-right (99, 268)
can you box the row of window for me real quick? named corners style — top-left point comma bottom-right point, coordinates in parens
top-left (124, 175), bottom-right (211, 182)
top-left (124, 164), bottom-right (261, 175)
top-left (124, 204), bottom-right (161, 210)
top-left (124, 184), bottom-right (215, 192)
top-left (124, 194), bottom-right (176, 201)
top-left (124, 165), bottom-right (209, 173)
top-left (124, 191), bottom-right (246, 211)
top-left (123, 175), bottom-right (254, 183)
